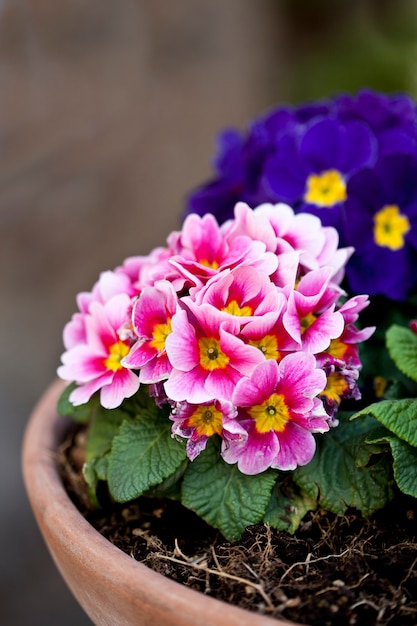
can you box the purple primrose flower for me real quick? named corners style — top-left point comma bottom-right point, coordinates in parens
top-left (344, 154), bottom-right (417, 301)
top-left (186, 89), bottom-right (417, 300)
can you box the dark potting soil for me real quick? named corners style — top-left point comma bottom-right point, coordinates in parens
top-left (59, 426), bottom-right (417, 626)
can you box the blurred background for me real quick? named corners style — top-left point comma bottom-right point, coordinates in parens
top-left (2, 1), bottom-right (417, 623)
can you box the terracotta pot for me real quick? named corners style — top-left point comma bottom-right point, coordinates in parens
top-left (22, 380), bottom-right (302, 626)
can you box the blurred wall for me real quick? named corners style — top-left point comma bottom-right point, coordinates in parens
top-left (0, 1), bottom-right (282, 624)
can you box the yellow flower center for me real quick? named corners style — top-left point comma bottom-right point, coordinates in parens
top-left (149, 319), bottom-right (172, 352)
top-left (249, 393), bottom-right (290, 433)
top-left (373, 204), bottom-right (410, 250)
top-left (249, 335), bottom-right (279, 360)
top-left (104, 341), bottom-right (130, 372)
top-left (300, 312), bottom-right (317, 334)
top-left (187, 404), bottom-right (223, 437)
top-left (224, 300), bottom-right (253, 316)
top-left (327, 337), bottom-right (348, 360)
top-left (304, 169), bottom-right (347, 207)
top-left (199, 258), bottom-right (219, 269)
top-left (198, 337), bottom-right (229, 371)
top-left (321, 372), bottom-right (348, 404)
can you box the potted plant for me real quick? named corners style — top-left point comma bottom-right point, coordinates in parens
top-left (23, 90), bottom-right (417, 625)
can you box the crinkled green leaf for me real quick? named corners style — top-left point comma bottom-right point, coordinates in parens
top-left (366, 433), bottom-right (417, 499)
top-left (353, 398), bottom-right (417, 447)
top-left (144, 459), bottom-right (188, 500)
top-left (387, 437), bottom-right (417, 498)
top-left (386, 325), bottom-right (417, 384)
top-left (263, 480), bottom-right (316, 534)
top-left (293, 413), bottom-right (393, 516)
top-left (107, 406), bottom-right (187, 503)
top-left (57, 383), bottom-right (98, 423)
top-left (181, 438), bottom-right (276, 541)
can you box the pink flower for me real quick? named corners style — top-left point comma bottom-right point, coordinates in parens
top-left (315, 226), bottom-right (354, 285)
top-left (58, 199), bottom-right (374, 475)
top-left (221, 201), bottom-right (278, 251)
top-left (169, 212), bottom-right (277, 287)
top-left (227, 202), bottom-right (353, 284)
top-left (221, 355), bottom-right (329, 474)
top-left (190, 266), bottom-right (283, 327)
top-left (171, 399), bottom-right (237, 460)
top-left (283, 267), bottom-right (344, 353)
top-left (63, 271), bottom-right (139, 350)
top-left (241, 303), bottom-right (300, 362)
top-left (316, 295), bottom-right (375, 369)
top-left (58, 294), bottom-right (139, 409)
top-left (164, 304), bottom-right (264, 403)
top-left (122, 280), bottom-right (178, 383)
top-left (118, 247), bottom-right (186, 292)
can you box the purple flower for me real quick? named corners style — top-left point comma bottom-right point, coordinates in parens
top-left (343, 154), bottom-right (417, 300)
top-left (262, 118), bottom-right (377, 233)
top-left (186, 90), bottom-right (417, 269)
top-left (335, 89), bottom-right (417, 157)
top-left (186, 94), bottom-right (377, 227)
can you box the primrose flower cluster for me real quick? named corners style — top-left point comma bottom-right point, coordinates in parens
top-left (58, 202), bottom-right (374, 476)
top-left (187, 89), bottom-right (417, 302)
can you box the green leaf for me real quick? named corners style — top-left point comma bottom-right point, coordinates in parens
top-left (85, 455), bottom-right (109, 482)
top-left (293, 413), bottom-right (393, 516)
top-left (387, 437), bottom-right (417, 498)
top-left (366, 433), bottom-right (417, 499)
top-left (82, 406), bottom-right (128, 501)
top-left (263, 480), bottom-right (316, 534)
top-left (85, 406), bottom-right (128, 461)
top-left (353, 398), bottom-right (417, 447)
top-left (144, 459), bottom-right (188, 500)
top-left (107, 406), bottom-right (187, 503)
top-left (386, 324), bottom-right (417, 383)
top-left (83, 457), bottom-right (109, 507)
top-left (181, 438), bottom-right (276, 541)
top-left (57, 383), bottom-right (98, 423)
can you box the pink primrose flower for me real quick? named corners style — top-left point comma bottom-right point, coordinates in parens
top-left (229, 202), bottom-right (353, 285)
top-left (221, 201), bottom-right (278, 251)
top-left (189, 266), bottom-right (283, 326)
top-left (63, 270), bottom-right (139, 350)
top-left (316, 295), bottom-right (375, 369)
top-left (315, 227), bottom-right (354, 286)
top-left (63, 312), bottom-right (87, 351)
top-left (283, 267), bottom-right (344, 353)
top-left (240, 295), bottom-right (299, 362)
top-left (254, 203), bottom-right (328, 262)
top-left (117, 247), bottom-right (186, 292)
top-left (164, 304), bottom-right (265, 403)
top-left (270, 250), bottom-right (301, 291)
top-left (58, 293), bottom-right (139, 409)
top-left (122, 280), bottom-right (178, 383)
top-left (221, 355), bottom-right (328, 474)
top-left (169, 212), bottom-right (278, 287)
top-left (171, 399), bottom-right (237, 460)
top-left (58, 200), bottom-right (374, 475)
top-left (242, 320), bottom-right (301, 362)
